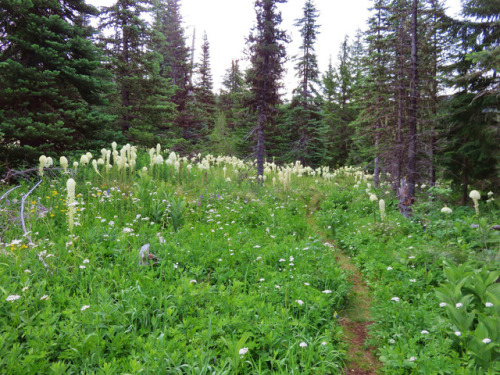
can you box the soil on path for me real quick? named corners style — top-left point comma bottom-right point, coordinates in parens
top-left (334, 248), bottom-right (379, 375)
top-left (305, 212), bottom-right (379, 374)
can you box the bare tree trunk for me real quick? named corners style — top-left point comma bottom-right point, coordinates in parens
top-left (374, 118), bottom-right (381, 187)
top-left (256, 106), bottom-right (266, 183)
top-left (407, 0), bottom-right (419, 199)
top-left (121, 21), bottom-right (130, 133)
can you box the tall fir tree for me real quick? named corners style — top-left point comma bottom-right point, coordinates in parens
top-left (192, 31), bottom-right (216, 138)
top-left (0, 0), bottom-right (115, 172)
top-left (246, 0), bottom-right (288, 179)
top-left (99, 0), bottom-right (175, 145)
top-left (286, 0), bottom-right (326, 166)
top-left (439, 0), bottom-right (499, 202)
top-left (152, 0), bottom-right (193, 144)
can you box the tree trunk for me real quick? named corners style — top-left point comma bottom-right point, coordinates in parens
top-left (374, 118), bottom-right (381, 187)
top-left (121, 21), bottom-right (130, 133)
top-left (407, 0), bottom-right (418, 199)
top-left (256, 106), bottom-right (266, 183)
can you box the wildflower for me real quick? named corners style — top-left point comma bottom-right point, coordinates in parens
top-left (485, 302), bottom-right (494, 307)
top-left (79, 265), bottom-right (86, 269)
top-left (410, 279), bottom-right (416, 283)
top-left (321, 341), bottom-right (327, 346)
top-left (379, 199), bottom-right (386, 221)
top-left (441, 206), bottom-right (452, 214)
top-left (456, 303), bottom-right (463, 308)
top-left (439, 302), bottom-right (447, 307)
top-left (40, 295), bottom-right (49, 300)
top-left (123, 227), bottom-right (133, 233)
top-left (6, 295), bottom-right (21, 302)
top-left (83, 259), bottom-right (89, 264)
top-left (454, 331), bottom-right (461, 336)
top-left (81, 305), bottom-right (90, 311)
top-left (22, 286), bottom-right (29, 292)
top-left (60, 156), bottom-right (68, 173)
top-left (369, 194), bottom-right (377, 202)
top-left (67, 178), bottom-right (76, 233)
top-left (304, 282), bottom-right (310, 286)
top-left (389, 339), bottom-right (396, 344)
top-left (482, 338), bottom-right (491, 344)
top-left (469, 190), bottom-right (481, 200)
top-left (487, 191), bottom-right (493, 197)
top-left (322, 290), bottom-right (332, 294)
top-left (387, 266), bottom-right (393, 271)
top-left (299, 342), bottom-right (308, 348)
top-left (189, 280), bottom-right (197, 284)
top-left (469, 190), bottom-right (481, 215)
top-left (239, 347), bottom-right (249, 356)
top-left (421, 330), bottom-right (429, 334)
top-left (391, 297), bottom-right (400, 302)
top-left (409, 357), bottom-right (416, 362)
top-left (295, 300), bottom-right (304, 305)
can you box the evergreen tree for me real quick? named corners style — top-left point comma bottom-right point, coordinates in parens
top-left (351, 0), bottom-right (392, 185)
top-left (439, 0), bottom-right (499, 202)
top-left (246, 0), bottom-right (288, 179)
top-left (194, 32), bottom-right (216, 134)
top-left (294, 0), bottom-right (320, 104)
top-left (99, 0), bottom-right (175, 144)
top-left (152, 0), bottom-right (193, 143)
top-left (0, 0), bottom-right (115, 171)
top-left (287, 0), bottom-right (326, 166)
top-left (219, 59), bottom-right (254, 158)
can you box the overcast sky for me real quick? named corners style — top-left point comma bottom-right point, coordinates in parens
top-left (89, 0), bottom-right (462, 95)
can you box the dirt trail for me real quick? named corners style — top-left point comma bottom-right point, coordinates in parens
top-left (334, 248), bottom-right (379, 375)
top-left (306, 213), bottom-right (379, 374)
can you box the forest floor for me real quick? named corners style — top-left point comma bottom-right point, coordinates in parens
top-left (306, 212), bottom-right (379, 374)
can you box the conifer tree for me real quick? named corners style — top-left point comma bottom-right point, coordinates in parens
top-left (439, 0), bottom-right (499, 202)
top-left (287, 0), bottom-right (326, 166)
top-left (247, 0), bottom-right (288, 179)
top-left (152, 0), bottom-right (192, 142)
top-left (294, 0), bottom-right (320, 105)
top-left (194, 32), bottom-right (216, 131)
top-left (99, 0), bottom-right (175, 144)
top-left (0, 0), bottom-right (115, 170)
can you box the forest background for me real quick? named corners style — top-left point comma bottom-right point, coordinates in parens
top-left (0, 0), bottom-right (498, 203)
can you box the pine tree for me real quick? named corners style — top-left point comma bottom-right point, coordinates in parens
top-left (287, 0), bottom-right (326, 166)
top-left (152, 0), bottom-right (192, 142)
top-left (99, 0), bottom-right (175, 144)
top-left (0, 0), bottom-right (115, 171)
top-left (246, 0), bottom-right (288, 179)
top-left (219, 59), bottom-right (253, 158)
top-left (439, 0), bottom-right (499, 202)
top-left (352, 0), bottom-right (392, 184)
top-left (194, 32), bottom-right (216, 133)
top-left (294, 0), bottom-right (320, 105)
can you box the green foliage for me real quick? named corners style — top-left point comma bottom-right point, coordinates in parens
top-left (0, 0), bottom-right (114, 173)
top-left (0, 146), bottom-right (351, 374)
top-left (435, 261), bottom-right (500, 370)
top-left (317, 177), bottom-right (500, 374)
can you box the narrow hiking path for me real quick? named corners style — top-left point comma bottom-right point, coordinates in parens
top-left (306, 213), bottom-right (379, 374)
